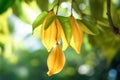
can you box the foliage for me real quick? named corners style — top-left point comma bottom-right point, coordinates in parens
top-left (0, 0), bottom-right (120, 80)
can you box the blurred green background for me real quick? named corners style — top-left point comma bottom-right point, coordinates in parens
top-left (0, 0), bottom-right (120, 80)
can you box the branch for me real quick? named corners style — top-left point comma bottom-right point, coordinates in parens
top-left (56, 0), bottom-right (60, 15)
top-left (107, 0), bottom-right (120, 35)
top-left (71, 0), bottom-right (73, 15)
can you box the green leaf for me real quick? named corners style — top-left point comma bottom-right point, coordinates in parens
top-left (77, 20), bottom-right (96, 35)
top-left (44, 15), bottom-right (56, 30)
top-left (0, 0), bottom-right (15, 14)
top-left (57, 16), bottom-right (72, 43)
top-left (12, 0), bottom-right (24, 22)
top-left (112, 8), bottom-right (120, 29)
top-left (32, 11), bottom-right (48, 31)
top-left (89, 0), bottom-right (105, 20)
top-left (97, 18), bottom-right (109, 27)
top-left (81, 17), bottom-right (99, 35)
top-left (36, 0), bottom-right (48, 11)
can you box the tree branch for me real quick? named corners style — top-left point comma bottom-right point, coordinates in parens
top-left (107, 0), bottom-right (120, 35)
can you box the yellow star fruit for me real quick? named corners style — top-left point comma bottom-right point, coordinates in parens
top-left (55, 18), bottom-right (69, 51)
top-left (33, 10), bottom-right (85, 76)
top-left (54, 18), bottom-right (62, 42)
top-left (41, 20), bottom-right (57, 51)
top-left (69, 16), bottom-right (83, 54)
top-left (41, 11), bottom-right (62, 52)
top-left (61, 31), bottom-right (69, 51)
top-left (47, 44), bottom-right (65, 76)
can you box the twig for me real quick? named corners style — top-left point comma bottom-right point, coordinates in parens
top-left (107, 0), bottom-right (120, 34)
top-left (71, 0), bottom-right (73, 15)
top-left (56, 0), bottom-right (60, 15)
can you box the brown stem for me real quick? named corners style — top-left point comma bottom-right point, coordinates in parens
top-left (107, 0), bottom-right (120, 34)
top-left (71, 0), bottom-right (74, 15)
top-left (56, 0), bottom-right (60, 15)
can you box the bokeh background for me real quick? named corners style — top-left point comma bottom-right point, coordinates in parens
top-left (0, 0), bottom-right (120, 80)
